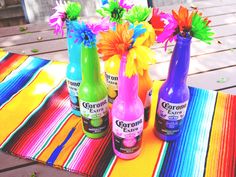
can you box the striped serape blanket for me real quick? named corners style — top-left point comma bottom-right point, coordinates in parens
top-left (0, 51), bottom-right (235, 177)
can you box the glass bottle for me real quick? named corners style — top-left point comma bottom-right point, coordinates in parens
top-left (66, 20), bottom-right (82, 116)
top-left (79, 45), bottom-right (109, 139)
top-left (138, 70), bottom-right (153, 128)
top-left (155, 34), bottom-right (191, 141)
top-left (112, 54), bottom-right (144, 159)
top-left (104, 57), bottom-right (120, 108)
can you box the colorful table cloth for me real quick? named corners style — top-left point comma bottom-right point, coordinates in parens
top-left (0, 51), bottom-right (235, 177)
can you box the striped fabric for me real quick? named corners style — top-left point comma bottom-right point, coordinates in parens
top-left (0, 52), bottom-right (235, 177)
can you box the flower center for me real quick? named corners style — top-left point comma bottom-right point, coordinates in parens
top-left (111, 7), bottom-right (123, 20)
top-left (84, 33), bottom-right (89, 40)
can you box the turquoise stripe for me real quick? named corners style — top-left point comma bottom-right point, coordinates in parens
top-left (159, 87), bottom-right (217, 177)
top-left (102, 156), bottom-right (117, 177)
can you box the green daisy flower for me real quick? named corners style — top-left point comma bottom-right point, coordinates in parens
top-left (191, 13), bottom-right (214, 44)
top-left (124, 6), bottom-right (151, 23)
top-left (66, 2), bottom-right (81, 21)
top-left (96, 0), bottom-right (125, 24)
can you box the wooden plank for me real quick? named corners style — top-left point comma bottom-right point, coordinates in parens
top-left (0, 0), bottom-right (235, 38)
top-left (34, 50), bottom-right (68, 62)
top-left (2, 31), bottom-right (236, 60)
top-left (153, 35), bottom-right (236, 63)
top-left (0, 23), bottom-right (52, 38)
top-left (0, 29), bottom-right (64, 48)
top-left (0, 163), bottom-right (83, 177)
top-left (1, 13), bottom-right (235, 48)
top-left (158, 0), bottom-right (236, 14)
top-left (220, 87), bottom-right (236, 95)
top-left (0, 4), bottom-right (24, 20)
top-left (210, 13), bottom-right (236, 26)
top-left (157, 0), bottom-right (236, 10)
top-left (3, 38), bottom-right (67, 57)
top-left (187, 66), bottom-right (236, 91)
top-left (0, 151), bottom-right (32, 170)
top-left (201, 3), bottom-right (236, 17)
top-left (149, 49), bottom-right (236, 80)
top-left (5, 0), bottom-right (21, 6)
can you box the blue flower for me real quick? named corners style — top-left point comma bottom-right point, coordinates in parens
top-left (72, 22), bottom-right (96, 47)
top-left (129, 23), bottom-right (146, 47)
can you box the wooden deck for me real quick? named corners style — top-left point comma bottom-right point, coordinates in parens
top-left (0, 0), bottom-right (235, 176)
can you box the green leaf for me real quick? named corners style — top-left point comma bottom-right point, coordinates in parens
top-left (66, 2), bottom-right (81, 21)
top-left (124, 6), bottom-right (151, 23)
top-left (30, 172), bottom-right (37, 177)
top-left (191, 13), bottom-right (214, 43)
top-left (19, 26), bottom-right (28, 32)
top-left (31, 49), bottom-right (39, 53)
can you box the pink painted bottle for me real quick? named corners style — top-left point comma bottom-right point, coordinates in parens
top-left (112, 54), bottom-right (144, 159)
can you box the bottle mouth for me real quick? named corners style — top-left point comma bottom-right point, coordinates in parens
top-left (177, 33), bottom-right (192, 44)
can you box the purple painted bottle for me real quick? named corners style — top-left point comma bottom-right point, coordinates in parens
top-left (112, 54), bottom-right (144, 159)
top-left (155, 34), bottom-right (191, 141)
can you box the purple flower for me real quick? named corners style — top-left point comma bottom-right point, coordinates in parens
top-left (119, 0), bottom-right (134, 10)
top-left (157, 13), bottom-right (178, 50)
top-left (86, 17), bottom-right (115, 35)
top-left (49, 0), bottom-right (67, 37)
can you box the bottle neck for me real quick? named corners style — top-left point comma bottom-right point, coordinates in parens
top-left (81, 45), bottom-right (101, 83)
top-left (118, 55), bottom-right (139, 102)
top-left (66, 20), bottom-right (81, 65)
top-left (166, 35), bottom-right (191, 85)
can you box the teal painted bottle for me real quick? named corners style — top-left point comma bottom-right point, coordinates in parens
top-left (66, 20), bottom-right (82, 116)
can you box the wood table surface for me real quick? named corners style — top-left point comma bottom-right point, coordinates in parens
top-left (0, 0), bottom-right (235, 176)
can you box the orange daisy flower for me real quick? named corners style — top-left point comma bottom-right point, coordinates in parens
top-left (97, 22), bottom-right (134, 61)
top-left (172, 6), bottom-right (194, 32)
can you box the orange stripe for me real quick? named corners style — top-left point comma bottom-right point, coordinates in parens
top-left (205, 93), bottom-right (228, 177)
top-left (37, 115), bottom-right (84, 167)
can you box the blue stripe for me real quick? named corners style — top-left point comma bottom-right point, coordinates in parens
top-left (0, 57), bottom-right (50, 107)
top-left (47, 126), bottom-right (76, 166)
top-left (159, 87), bottom-right (217, 177)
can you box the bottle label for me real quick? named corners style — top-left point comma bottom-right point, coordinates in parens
top-left (105, 72), bottom-right (118, 104)
top-left (144, 89), bottom-right (152, 122)
top-left (66, 79), bottom-right (80, 111)
top-left (155, 98), bottom-right (188, 135)
top-left (112, 116), bottom-right (143, 154)
top-left (80, 97), bottom-right (109, 134)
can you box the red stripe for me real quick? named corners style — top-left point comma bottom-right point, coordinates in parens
top-left (218, 95), bottom-right (236, 177)
top-left (0, 54), bottom-right (26, 74)
top-left (61, 128), bottom-right (84, 167)
top-left (8, 83), bottom-right (69, 154)
top-left (36, 115), bottom-right (73, 160)
top-left (107, 157), bottom-right (118, 177)
top-left (88, 128), bottom-right (112, 175)
top-left (152, 142), bottom-right (165, 177)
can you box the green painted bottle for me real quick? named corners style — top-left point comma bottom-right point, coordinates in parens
top-left (79, 45), bottom-right (109, 138)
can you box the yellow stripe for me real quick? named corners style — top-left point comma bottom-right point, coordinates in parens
top-left (37, 115), bottom-right (83, 167)
top-left (0, 55), bottom-right (28, 82)
top-left (109, 81), bottom-right (164, 177)
top-left (205, 93), bottom-right (226, 177)
top-left (0, 50), bottom-right (7, 60)
top-left (0, 61), bottom-right (66, 145)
